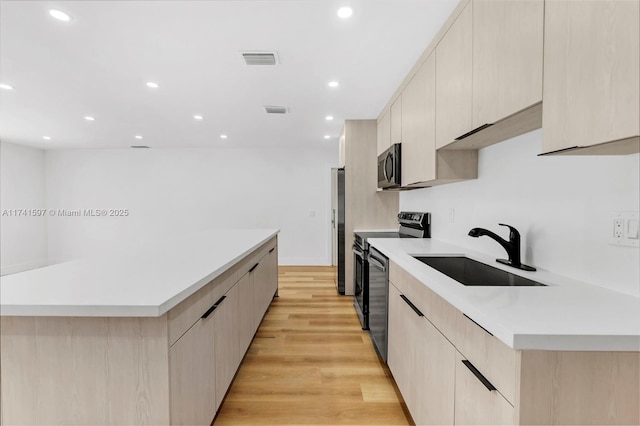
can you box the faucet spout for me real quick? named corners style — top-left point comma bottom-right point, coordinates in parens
top-left (467, 224), bottom-right (536, 271)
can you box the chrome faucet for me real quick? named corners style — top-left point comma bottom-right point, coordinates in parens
top-left (468, 224), bottom-right (536, 271)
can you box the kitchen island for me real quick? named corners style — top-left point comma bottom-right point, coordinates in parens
top-left (370, 237), bottom-right (640, 425)
top-left (0, 228), bottom-right (279, 425)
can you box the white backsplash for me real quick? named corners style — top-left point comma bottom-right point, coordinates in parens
top-left (400, 129), bottom-right (640, 297)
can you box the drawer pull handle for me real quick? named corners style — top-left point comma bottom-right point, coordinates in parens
top-left (269, 248), bottom-right (275, 254)
top-left (201, 295), bottom-right (227, 319)
top-left (455, 123), bottom-right (493, 141)
top-left (249, 263), bottom-right (259, 273)
top-left (462, 360), bottom-right (496, 392)
top-left (463, 313), bottom-right (493, 336)
top-left (400, 294), bottom-right (424, 317)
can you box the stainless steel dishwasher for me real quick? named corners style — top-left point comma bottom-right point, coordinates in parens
top-left (367, 246), bottom-right (389, 362)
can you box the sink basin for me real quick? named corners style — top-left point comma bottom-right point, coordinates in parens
top-left (414, 256), bottom-right (546, 287)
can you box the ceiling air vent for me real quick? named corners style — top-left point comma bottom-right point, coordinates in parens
top-left (242, 51), bottom-right (279, 66)
top-left (264, 106), bottom-right (288, 114)
top-left (130, 145), bottom-right (150, 149)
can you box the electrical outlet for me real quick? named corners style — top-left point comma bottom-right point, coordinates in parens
top-left (611, 212), bottom-right (640, 247)
top-left (614, 219), bottom-right (624, 238)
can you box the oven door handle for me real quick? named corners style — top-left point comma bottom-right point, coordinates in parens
top-left (352, 245), bottom-right (365, 258)
top-left (368, 255), bottom-right (387, 272)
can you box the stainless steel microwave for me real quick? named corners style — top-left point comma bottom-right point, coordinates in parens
top-left (377, 143), bottom-right (401, 189)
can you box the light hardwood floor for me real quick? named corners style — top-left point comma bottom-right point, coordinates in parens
top-left (213, 266), bottom-right (412, 425)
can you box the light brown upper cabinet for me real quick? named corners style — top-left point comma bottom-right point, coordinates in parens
top-left (401, 54), bottom-right (436, 186)
top-left (377, 109), bottom-right (391, 156)
top-left (402, 50), bottom-right (477, 188)
top-left (436, 2), bottom-right (473, 149)
top-left (440, 0), bottom-right (544, 151)
top-left (390, 96), bottom-right (402, 146)
top-left (541, 0), bottom-right (640, 155)
top-left (471, 0), bottom-right (543, 129)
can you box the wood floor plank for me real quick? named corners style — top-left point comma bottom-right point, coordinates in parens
top-left (213, 266), bottom-right (411, 425)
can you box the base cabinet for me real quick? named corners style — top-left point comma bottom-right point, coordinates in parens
top-left (252, 246), bottom-right (278, 327)
top-left (213, 284), bottom-right (241, 410)
top-left (454, 352), bottom-right (515, 425)
top-left (237, 271), bottom-right (256, 354)
top-left (169, 312), bottom-right (217, 425)
top-left (388, 283), bottom-right (455, 425)
top-left (387, 261), bottom-right (639, 425)
top-left (387, 284), bottom-right (420, 415)
top-left (0, 237), bottom-right (278, 426)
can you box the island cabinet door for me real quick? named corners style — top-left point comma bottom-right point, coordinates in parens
top-left (248, 258), bottom-right (266, 330)
top-left (266, 244), bottom-right (278, 299)
top-left (237, 271), bottom-right (256, 355)
top-left (252, 250), bottom-right (278, 326)
top-left (169, 311), bottom-right (217, 426)
top-left (214, 283), bottom-right (242, 411)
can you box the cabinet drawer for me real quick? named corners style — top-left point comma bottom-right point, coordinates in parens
top-left (390, 261), bottom-right (430, 322)
top-left (236, 237), bottom-right (276, 278)
top-left (454, 351), bottom-right (515, 425)
top-left (390, 261), bottom-right (458, 345)
top-left (168, 266), bottom-right (238, 346)
top-left (455, 311), bottom-right (516, 404)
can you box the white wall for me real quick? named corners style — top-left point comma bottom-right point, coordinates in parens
top-left (0, 142), bottom-right (48, 275)
top-left (44, 146), bottom-right (338, 265)
top-left (401, 130), bottom-right (640, 297)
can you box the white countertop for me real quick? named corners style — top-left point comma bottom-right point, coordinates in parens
top-left (0, 228), bottom-right (278, 317)
top-left (369, 238), bottom-right (640, 352)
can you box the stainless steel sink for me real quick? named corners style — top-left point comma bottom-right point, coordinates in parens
top-left (414, 256), bottom-right (546, 286)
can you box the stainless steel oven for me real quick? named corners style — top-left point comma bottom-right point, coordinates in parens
top-left (353, 242), bottom-right (368, 329)
top-left (352, 212), bottom-right (430, 327)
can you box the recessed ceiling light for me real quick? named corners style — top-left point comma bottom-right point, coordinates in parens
top-left (325, 115), bottom-right (334, 121)
top-left (135, 135), bottom-right (143, 139)
top-left (194, 115), bottom-right (203, 120)
top-left (0, 83), bottom-right (14, 90)
top-left (324, 135), bottom-right (331, 140)
top-left (84, 116), bottom-right (95, 121)
top-left (43, 136), bottom-right (52, 140)
top-left (49, 9), bottom-right (71, 21)
top-left (337, 7), bottom-right (353, 19)
top-left (146, 82), bottom-right (159, 89)
top-left (328, 81), bottom-right (339, 88)
top-left (220, 134), bottom-right (228, 140)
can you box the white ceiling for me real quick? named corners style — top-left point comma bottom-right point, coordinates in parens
top-left (0, 0), bottom-right (458, 150)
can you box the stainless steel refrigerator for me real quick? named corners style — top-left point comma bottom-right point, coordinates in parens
top-left (332, 168), bottom-right (346, 294)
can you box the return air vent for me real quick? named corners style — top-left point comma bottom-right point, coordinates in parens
top-left (130, 145), bottom-right (150, 149)
top-left (264, 106), bottom-right (288, 114)
top-left (242, 51), bottom-right (279, 66)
